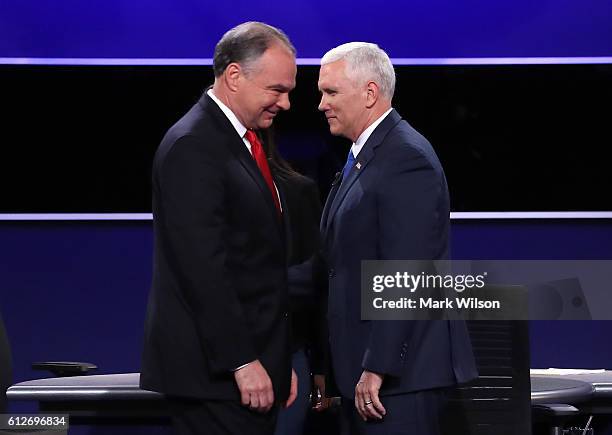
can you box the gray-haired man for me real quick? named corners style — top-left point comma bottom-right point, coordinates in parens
top-left (318, 42), bottom-right (477, 435)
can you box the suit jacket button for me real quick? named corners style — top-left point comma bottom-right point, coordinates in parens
top-left (328, 269), bottom-right (335, 278)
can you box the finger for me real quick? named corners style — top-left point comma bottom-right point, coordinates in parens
top-left (240, 389), bottom-right (250, 407)
top-left (354, 383), bottom-right (365, 413)
top-left (355, 381), bottom-right (365, 395)
top-left (257, 391), bottom-right (271, 413)
top-left (364, 401), bottom-right (383, 420)
top-left (265, 385), bottom-right (274, 409)
top-left (370, 391), bottom-right (386, 416)
top-left (285, 389), bottom-right (296, 408)
top-left (361, 394), bottom-right (379, 420)
top-left (249, 393), bottom-right (260, 410)
top-left (287, 372), bottom-right (298, 408)
top-left (263, 387), bottom-right (275, 411)
top-left (355, 396), bottom-right (367, 421)
top-left (284, 390), bottom-right (296, 408)
top-left (285, 380), bottom-right (298, 408)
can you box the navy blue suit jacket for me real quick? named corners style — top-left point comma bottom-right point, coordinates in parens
top-left (320, 109), bottom-right (477, 398)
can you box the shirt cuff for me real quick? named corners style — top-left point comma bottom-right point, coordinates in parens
top-left (232, 361), bottom-right (253, 372)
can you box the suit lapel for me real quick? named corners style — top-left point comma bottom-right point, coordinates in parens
top-left (228, 132), bottom-right (281, 225)
top-left (320, 171), bottom-right (342, 234)
top-left (276, 177), bottom-right (293, 262)
top-left (322, 110), bottom-right (402, 237)
top-left (199, 93), bottom-right (283, 234)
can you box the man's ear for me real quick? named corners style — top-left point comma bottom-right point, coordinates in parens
top-left (365, 81), bottom-right (379, 109)
top-left (224, 63), bottom-right (242, 92)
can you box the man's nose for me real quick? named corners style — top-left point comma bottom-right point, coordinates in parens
top-left (277, 93), bottom-right (290, 111)
top-left (318, 95), bottom-right (327, 112)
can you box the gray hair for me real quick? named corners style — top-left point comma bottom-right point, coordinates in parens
top-left (321, 42), bottom-right (395, 100)
top-left (213, 21), bottom-right (296, 77)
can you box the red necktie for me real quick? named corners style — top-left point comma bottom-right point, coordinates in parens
top-left (244, 130), bottom-right (282, 216)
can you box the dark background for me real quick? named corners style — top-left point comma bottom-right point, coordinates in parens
top-left (2, 64), bottom-right (612, 212)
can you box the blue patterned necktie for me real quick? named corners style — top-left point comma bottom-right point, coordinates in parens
top-left (342, 149), bottom-right (356, 182)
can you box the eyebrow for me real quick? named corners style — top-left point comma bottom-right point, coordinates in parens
top-left (268, 84), bottom-right (293, 92)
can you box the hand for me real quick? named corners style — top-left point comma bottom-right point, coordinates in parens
top-left (312, 374), bottom-right (332, 411)
top-left (355, 370), bottom-right (386, 421)
top-left (283, 369), bottom-right (298, 408)
top-left (234, 359), bottom-right (274, 413)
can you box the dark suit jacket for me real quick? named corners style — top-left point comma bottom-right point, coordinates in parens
top-left (140, 93), bottom-right (291, 402)
top-left (320, 109), bottom-right (478, 398)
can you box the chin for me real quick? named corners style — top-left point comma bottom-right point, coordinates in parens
top-left (328, 126), bottom-right (342, 136)
top-left (258, 119), bottom-right (274, 129)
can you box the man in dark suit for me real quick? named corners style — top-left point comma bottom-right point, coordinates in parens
top-left (317, 42), bottom-right (478, 434)
top-left (140, 22), bottom-right (297, 435)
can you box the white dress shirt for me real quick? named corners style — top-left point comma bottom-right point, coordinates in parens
top-left (349, 107), bottom-right (393, 159)
top-left (207, 89), bottom-right (282, 212)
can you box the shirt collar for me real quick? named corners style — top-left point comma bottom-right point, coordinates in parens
top-left (207, 89), bottom-right (247, 139)
top-left (351, 108), bottom-right (393, 158)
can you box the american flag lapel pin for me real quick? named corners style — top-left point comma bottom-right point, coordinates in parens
top-left (356, 162), bottom-right (361, 170)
